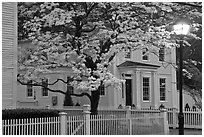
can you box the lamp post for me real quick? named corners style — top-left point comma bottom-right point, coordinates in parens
top-left (173, 18), bottom-right (190, 135)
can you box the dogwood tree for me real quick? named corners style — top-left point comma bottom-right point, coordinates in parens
top-left (18, 2), bottom-right (201, 114)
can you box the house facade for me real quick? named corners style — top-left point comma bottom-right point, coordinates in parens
top-left (113, 47), bottom-right (178, 109)
top-left (17, 40), bottom-right (181, 109)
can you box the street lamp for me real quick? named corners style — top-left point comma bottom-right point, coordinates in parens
top-left (173, 18), bottom-right (191, 135)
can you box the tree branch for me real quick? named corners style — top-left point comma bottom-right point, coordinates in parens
top-left (83, 2), bottom-right (98, 18)
top-left (108, 52), bottom-right (116, 63)
top-left (48, 78), bottom-right (69, 85)
top-left (18, 78), bottom-right (92, 102)
top-left (81, 25), bottom-right (96, 33)
top-left (70, 93), bottom-right (92, 102)
top-left (17, 79), bottom-right (66, 94)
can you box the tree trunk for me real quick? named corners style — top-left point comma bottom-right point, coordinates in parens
top-left (90, 88), bottom-right (100, 115)
top-left (63, 90), bottom-right (74, 106)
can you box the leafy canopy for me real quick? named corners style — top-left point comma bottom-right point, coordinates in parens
top-left (18, 2), bottom-right (201, 92)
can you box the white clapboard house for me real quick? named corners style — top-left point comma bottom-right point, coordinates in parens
top-left (2, 2), bottom-right (196, 110)
top-left (17, 39), bottom-right (180, 109)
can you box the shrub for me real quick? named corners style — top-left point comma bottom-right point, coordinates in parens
top-left (2, 108), bottom-right (60, 119)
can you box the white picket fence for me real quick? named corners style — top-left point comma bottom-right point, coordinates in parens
top-left (167, 108), bottom-right (202, 129)
top-left (2, 105), bottom-right (169, 135)
top-left (64, 105), bottom-right (169, 135)
top-left (58, 106), bottom-right (202, 130)
top-left (2, 106), bottom-right (202, 135)
top-left (2, 117), bottom-right (60, 135)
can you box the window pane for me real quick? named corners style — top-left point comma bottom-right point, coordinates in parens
top-left (67, 85), bottom-right (74, 94)
top-left (67, 77), bottom-right (74, 94)
top-left (27, 89), bottom-right (33, 97)
top-left (142, 48), bottom-right (149, 60)
top-left (99, 85), bottom-right (105, 96)
top-left (143, 82), bottom-right (149, 86)
top-left (143, 55), bottom-right (148, 60)
top-left (160, 78), bottom-right (166, 101)
top-left (125, 51), bottom-right (131, 58)
top-left (42, 79), bottom-right (48, 97)
top-left (27, 80), bottom-right (33, 97)
top-left (125, 47), bottom-right (131, 59)
top-left (143, 77), bottom-right (150, 101)
top-left (159, 46), bottom-right (165, 61)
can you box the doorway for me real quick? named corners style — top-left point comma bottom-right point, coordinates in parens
top-left (125, 79), bottom-right (132, 106)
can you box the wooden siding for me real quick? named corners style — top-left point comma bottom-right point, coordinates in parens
top-left (2, 2), bottom-right (18, 109)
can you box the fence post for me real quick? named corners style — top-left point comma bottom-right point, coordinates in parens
top-left (160, 108), bottom-right (169, 135)
top-left (59, 112), bottom-right (67, 135)
top-left (83, 104), bottom-right (91, 135)
top-left (126, 106), bottom-right (132, 135)
top-left (172, 107), bottom-right (177, 129)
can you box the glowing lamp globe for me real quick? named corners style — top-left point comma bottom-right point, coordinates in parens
top-left (173, 18), bottom-right (191, 35)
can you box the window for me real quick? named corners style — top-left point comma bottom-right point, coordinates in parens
top-left (42, 78), bottom-right (48, 97)
top-left (143, 77), bottom-right (150, 101)
top-left (99, 85), bottom-right (105, 96)
top-left (160, 78), bottom-right (166, 101)
top-left (125, 48), bottom-right (131, 59)
top-left (67, 77), bottom-right (74, 94)
top-left (159, 45), bottom-right (165, 61)
top-left (142, 48), bottom-right (149, 60)
top-left (27, 80), bottom-right (33, 97)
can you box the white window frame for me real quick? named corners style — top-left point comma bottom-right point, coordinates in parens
top-left (142, 77), bottom-right (150, 102)
top-left (142, 48), bottom-right (149, 61)
top-left (99, 85), bottom-right (106, 96)
top-left (159, 46), bottom-right (165, 61)
top-left (125, 48), bottom-right (131, 59)
top-left (159, 78), bottom-right (166, 102)
top-left (67, 76), bottom-right (74, 94)
top-left (27, 80), bottom-right (33, 98)
top-left (42, 78), bottom-right (49, 97)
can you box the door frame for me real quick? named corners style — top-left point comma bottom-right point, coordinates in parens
top-left (125, 78), bottom-right (132, 106)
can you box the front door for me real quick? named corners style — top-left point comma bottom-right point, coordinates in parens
top-left (125, 79), bottom-right (132, 106)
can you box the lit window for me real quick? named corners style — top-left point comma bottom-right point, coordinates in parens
top-left (159, 46), bottom-right (165, 61)
top-left (99, 85), bottom-right (105, 96)
top-left (142, 48), bottom-right (149, 60)
top-left (42, 78), bottom-right (48, 97)
top-left (67, 77), bottom-right (74, 94)
top-left (27, 80), bottom-right (33, 97)
top-left (160, 78), bottom-right (166, 101)
top-left (143, 77), bottom-right (150, 101)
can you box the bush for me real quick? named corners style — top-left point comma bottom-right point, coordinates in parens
top-left (2, 108), bottom-right (60, 119)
